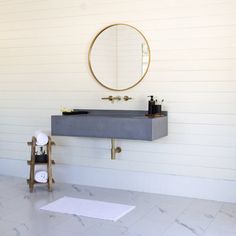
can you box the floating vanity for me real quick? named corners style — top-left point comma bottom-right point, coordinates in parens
top-left (51, 110), bottom-right (167, 160)
top-left (51, 109), bottom-right (167, 141)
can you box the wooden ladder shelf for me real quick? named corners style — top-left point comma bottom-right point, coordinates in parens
top-left (27, 136), bottom-right (55, 192)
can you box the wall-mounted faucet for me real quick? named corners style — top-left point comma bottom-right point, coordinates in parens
top-left (102, 95), bottom-right (132, 103)
top-left (101, 96), bottom-right (121, 103)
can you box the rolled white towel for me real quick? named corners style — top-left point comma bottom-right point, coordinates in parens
top-left (34, 131), bottom-right (48, 146)
top-left (35, 170), bottom-right (48, 183)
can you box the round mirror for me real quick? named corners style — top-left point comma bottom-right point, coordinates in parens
top-left (88, 24), bottom-right (151, 91)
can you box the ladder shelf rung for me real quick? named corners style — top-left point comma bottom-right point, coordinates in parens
top-left (27, 178), bottom-right (55, 184)
top-left (27, 160), bottom-right (55, 165)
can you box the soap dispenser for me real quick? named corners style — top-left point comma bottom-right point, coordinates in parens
top-left (148, 95), bottom-right (155, 115)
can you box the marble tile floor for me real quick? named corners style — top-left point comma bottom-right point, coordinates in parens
top-left (0, 175), bottom-right (235, 236)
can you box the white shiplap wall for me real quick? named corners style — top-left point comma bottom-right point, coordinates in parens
top-left (0, 0), bottom-right (236, 201)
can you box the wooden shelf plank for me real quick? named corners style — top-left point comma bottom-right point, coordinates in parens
top-left (27, 160), bottom-right (55, 165)
top-left (27, 178), bottom-right (55, 184)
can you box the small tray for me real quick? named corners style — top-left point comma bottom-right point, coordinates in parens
top-left (62, 111), bottom-right (89, 115)
top-left (145, 113), bottom-right (165, 118)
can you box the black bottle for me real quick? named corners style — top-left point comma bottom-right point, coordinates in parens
top-left (148, 95), bottom-right (155, 115)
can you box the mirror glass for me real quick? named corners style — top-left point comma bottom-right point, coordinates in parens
top-left (88, 24), bottom-right (150, 91)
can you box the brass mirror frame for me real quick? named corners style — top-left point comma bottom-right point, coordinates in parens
top-left (88, 23), bottom-right (151, 91)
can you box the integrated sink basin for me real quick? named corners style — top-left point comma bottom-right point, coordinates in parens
top-left (51, 109), bottom-right (168, 141)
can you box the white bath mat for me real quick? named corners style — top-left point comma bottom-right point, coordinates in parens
top-left (40, 196), bottom-right (135, 221)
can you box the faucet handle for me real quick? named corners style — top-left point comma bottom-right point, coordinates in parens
top-left (102, 96), bottom-right (113, 101)
top-left (123, 96), bottom-right (132, 101)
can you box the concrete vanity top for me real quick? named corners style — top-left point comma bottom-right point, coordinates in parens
top-left (51, 109), bottom-right (168, 141)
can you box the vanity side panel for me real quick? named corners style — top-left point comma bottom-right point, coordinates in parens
top-left (151, 116), bottom-right (168, 140)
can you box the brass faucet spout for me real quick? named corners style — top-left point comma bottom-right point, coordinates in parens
top-left (102, 96), bottom-right (113, 101)
top-left (102, 96), bottom-right (121, 102)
